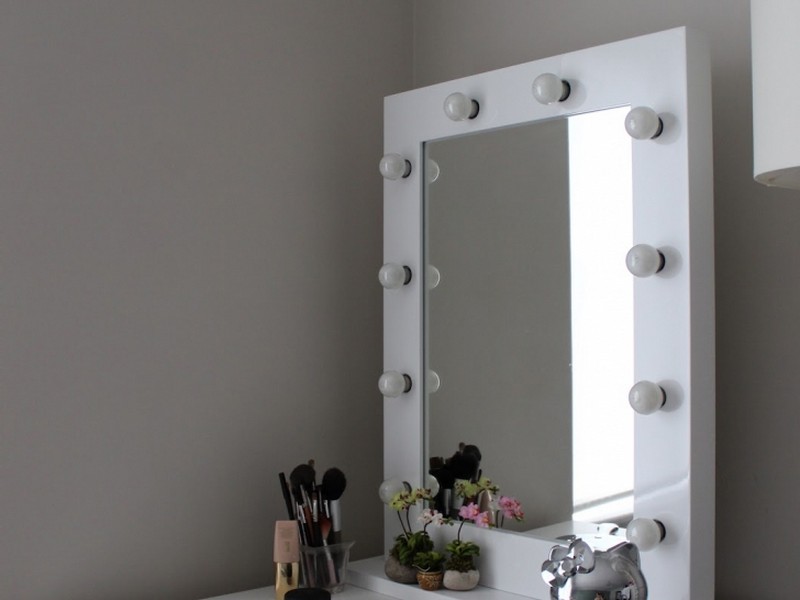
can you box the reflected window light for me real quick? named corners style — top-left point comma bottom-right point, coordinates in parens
top-left (568, 107), bottom-right (634, 523)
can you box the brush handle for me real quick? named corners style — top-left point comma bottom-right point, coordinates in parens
top-left (329, 499), bottom-right (342, 544)
top-left (278, 473), bottom-right (295, 520)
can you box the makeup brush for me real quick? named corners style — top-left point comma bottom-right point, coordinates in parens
top-left (290, 463), bottom-right (317, 545)
top-left (322, 467), bottom-right (347, 544)
top-left (278, 472), bottom-right (296, 520)
top-left (435, 468), bottom-right (455, 518)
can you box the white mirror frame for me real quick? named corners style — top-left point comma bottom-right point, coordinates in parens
top-left (378, 28), bottom-right (713, 598)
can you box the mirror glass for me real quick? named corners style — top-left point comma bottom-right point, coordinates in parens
top-left (424, 107), bottom-right (635, 537)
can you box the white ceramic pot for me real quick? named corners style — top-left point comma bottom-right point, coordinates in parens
top-left (443, 569), bottom-right (480, 591)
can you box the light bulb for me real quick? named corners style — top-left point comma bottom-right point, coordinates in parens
top-left (624, 106), bottom-right (663, 139)
top-left (378, 371), bottom-right (412, 397)
top-left (426, 159), bottom-right (441, 183)
top-left (629, 381), bottom-right (666, 415)
top-left (626, 518), bottom-right (666, 551)
top-left (532, 73), bottom-right (571, 104)
top-left (379, 153), bottom-right (412, 180)
top-left (443, 92), bottom-right (479, 121)
top-left (427, 265), bottom-right (441, 289)
top-left (379, 263), bottom-right (412, 289)
top-left (427, 370), bottom-right (441, 394)
top-left (626, 244), bottom-right (665, 277)
top-left (379, 478), bottom-right (410, 504)
top-left (425, 474), bottom-right (440, 497)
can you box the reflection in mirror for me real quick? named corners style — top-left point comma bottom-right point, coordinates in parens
top-left (424, 108), bottom-right (633, 539)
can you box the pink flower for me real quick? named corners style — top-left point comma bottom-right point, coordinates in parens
top-left (459, 502), bottom-right (480, 521)
top-left (474, 511), bottom-right (491, 528)
top-left (498, 496), bottom-right (524, 521)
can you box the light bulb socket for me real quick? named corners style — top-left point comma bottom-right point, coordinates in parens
top-left (379, 154), bottom-right (413, 180)
top-left (378, 264), bottom-right (413, 289)
top-left (378, 371), bottom-right (413, 397)
top-left (532, 73), bottom-right (572, 104)
top-left (626, 244), bottom-right (666, 278)
top-left (625, 106), bottom-right (664, 140)
top-left (443, 92), bottom-right (480, 121)
top-left (627, 518), bottom-right (667, 551)
top-left (629, 380), bottom-right (667, 415)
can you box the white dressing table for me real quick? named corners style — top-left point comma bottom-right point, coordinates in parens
top-left (206, 557), bottom-right (529, 600)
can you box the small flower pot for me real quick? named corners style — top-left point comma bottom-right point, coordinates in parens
top-left (443, 569), bottom-right (480, 591)
top-left (384, 554), bottom-right (418, 584)
top-left (416, 570), bottom-right (444, 591)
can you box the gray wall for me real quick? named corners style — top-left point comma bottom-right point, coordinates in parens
top-left (0, 2), bottom-right (410, 599)
top-left (3, 1), bottom-right (797, 598)
top-left (413, 1), bottom-right (800, 598)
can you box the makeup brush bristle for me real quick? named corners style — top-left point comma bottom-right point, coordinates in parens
top-left (322, 468), bottom-right (347, 500)
top-left (289, 463), bottom-right (316, 492)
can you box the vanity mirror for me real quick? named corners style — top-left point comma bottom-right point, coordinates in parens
top-left (374, 27), bottom-right (714, 599)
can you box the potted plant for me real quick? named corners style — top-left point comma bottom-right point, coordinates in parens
top-left (442, 503), bottom-right (485, 591)
top-left (384, 487), bottom-right (435, 583)
top-left (413, 550), bottom-right (445, 591)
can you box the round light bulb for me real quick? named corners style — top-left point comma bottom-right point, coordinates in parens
top-left (624, 106), bottom-right (664, 140)
top-left (378, 370), bottom-right (412, 397)
top-left (626, 518), bottom-right (666, 551)
top-left (427, 265), bottom-right (441, 289)
top-left (426, 159), bottom-right (441, 183)
top-left (625, 244), bottom-right (665, 277)
top-left (427, 370), bottom-right (441, 394)
top-left (629, 381), bottom-right (666, 415)
top-left (379, 478), bottom-right (410, 504)
top-left (532, 73), bottom-right (571, 104)
top-left (443, 92), bottom-right (479, 121)
top-left (378, 263), bottom-right (412, 289)
top-left (379, 153), bottom-right (412, 180)
top-left (425, 474), bottom-right (440, 497)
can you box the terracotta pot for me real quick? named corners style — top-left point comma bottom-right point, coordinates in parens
top-left (384, 554), bottom-right (418, 584)
top-left (416, 570), bottom-right (444, 591)
top-left (443, 569), bottom-right (480, 591)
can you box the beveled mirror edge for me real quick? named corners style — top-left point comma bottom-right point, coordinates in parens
top-left (376, 27), bottom-right (713, 599)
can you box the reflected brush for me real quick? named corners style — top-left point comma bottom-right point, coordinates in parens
top-left (322, 467), bottom-right (347, 544)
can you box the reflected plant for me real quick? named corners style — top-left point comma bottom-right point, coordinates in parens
top-left (497, 495), bottom-right (525, 527)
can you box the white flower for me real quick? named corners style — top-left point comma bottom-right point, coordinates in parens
top-left (418, 508), bottom-right (445, 527)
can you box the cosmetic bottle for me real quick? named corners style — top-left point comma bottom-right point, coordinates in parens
top-left (274, 520), bottom-right (300, 600)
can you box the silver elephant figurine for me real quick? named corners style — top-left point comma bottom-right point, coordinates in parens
top-left (541, 539), bottom-right (647, 600)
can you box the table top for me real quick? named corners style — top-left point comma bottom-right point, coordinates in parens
top-left (204, 583), bottom-right (399, 600)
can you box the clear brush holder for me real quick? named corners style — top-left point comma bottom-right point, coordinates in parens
top-left (300, 541), bottom-right (355, 594)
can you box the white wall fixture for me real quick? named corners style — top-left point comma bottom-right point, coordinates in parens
top-left (443, 92), bottom-right (480, 121)
top-left (626, 518), bottom-right (667, 551)
top-left (751, 0), bottom-right (800, 189)
top-left (625, 243), bottom-right (665, 277)
top-left (378, 371), bottom-right (412, 397)
top-left (532, 73), bottom-right (572, 104)
top-left (379, 153), bottom-right (412, 180)
top-left (366, 27), bottom-right (715, 600)
top-left (378, 263), bottom-right (412, 289)
top-left (629, 381), bottom-right (666, 415)
top-left (624, 106), bottom-right (664, 140)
